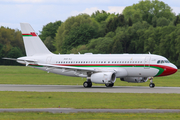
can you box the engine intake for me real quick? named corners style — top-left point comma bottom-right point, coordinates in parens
top-left (91, 72), bottom-right (116, 84)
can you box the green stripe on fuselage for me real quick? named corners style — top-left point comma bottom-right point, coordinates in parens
top-left (30, 65), bottom-right (164, 77)
top-left (71, 65), bottom-right (164, 76)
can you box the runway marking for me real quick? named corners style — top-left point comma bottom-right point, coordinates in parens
top-left (0, 84), bottom-right (180, 93)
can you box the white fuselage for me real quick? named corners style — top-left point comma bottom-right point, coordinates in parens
top-left (18, 53), bottom-right (178, 78)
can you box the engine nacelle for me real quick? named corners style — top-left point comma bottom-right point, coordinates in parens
top-left (91, 72), bottom-right (116, 84)
top-left (120, 77), bottom-right (148, 83)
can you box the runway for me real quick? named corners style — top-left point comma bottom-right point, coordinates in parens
top-left (0, 84), bottom-right (180, 93)
top-left (0, 108), bottom-right (180, 113)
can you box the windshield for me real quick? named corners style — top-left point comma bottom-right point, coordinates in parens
top-left (157, 60), bottom-right (170, 64)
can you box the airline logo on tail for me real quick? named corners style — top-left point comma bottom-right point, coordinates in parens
top-left (22, 32), bottom-right (37, 37)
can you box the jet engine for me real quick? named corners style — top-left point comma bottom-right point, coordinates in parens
top-left (120, 77), bottom-right (148, 83)
top-left (91, 72), bottom-right (116, 84)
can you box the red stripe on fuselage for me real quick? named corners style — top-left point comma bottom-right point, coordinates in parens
top-left (54, 64), bottom-right (177, 77)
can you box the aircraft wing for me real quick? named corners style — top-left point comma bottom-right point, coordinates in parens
top-left (36, 63), bottom-right (97, 72)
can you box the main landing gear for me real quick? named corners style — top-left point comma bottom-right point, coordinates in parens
top-left (83, 81), bottom-right (92, 88)
top-left (105, 83), bottom-right (114, 87)
top-left (149, 77), bottom-right (155, 88)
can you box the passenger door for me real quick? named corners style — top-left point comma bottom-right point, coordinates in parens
top-left (144, 56), bottom-right (151, 69)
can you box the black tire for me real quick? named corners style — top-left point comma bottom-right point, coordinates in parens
top-left (83, 82), bottom-right (92, 88)
top-left (149, 83), bottom-right (155, 88)
top-left (88, 82), bottom-right (92, 87)
top-left (105, 83), bottom-right (114, 87)
top-left (83, 82), bottom-right (89, 88)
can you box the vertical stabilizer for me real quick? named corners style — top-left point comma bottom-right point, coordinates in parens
top-left (20, 23), bottom-right (52, 56)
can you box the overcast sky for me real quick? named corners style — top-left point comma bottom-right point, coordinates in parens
top-left (0, 0), bottom-right (180, 33)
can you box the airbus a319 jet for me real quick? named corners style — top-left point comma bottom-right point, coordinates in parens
top-left (3, 23), bottom-right (178, 88)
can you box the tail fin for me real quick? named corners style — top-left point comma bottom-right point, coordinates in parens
top-left (20, 23), bottom-right (52, 56)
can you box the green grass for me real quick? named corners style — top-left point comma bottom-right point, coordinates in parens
top-left (0, 112), bottom-right (180, 120)
top-left (0, 66), bottom-right (179, 87)
top-left (0, 92), bottom-right (180, 109)
top-left (0, 66), bottom-right (180, 119)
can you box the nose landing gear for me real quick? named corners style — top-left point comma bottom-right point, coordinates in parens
top-left (149, 77), bottom-right (155, 88)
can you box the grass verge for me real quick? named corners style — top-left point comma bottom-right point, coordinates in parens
top-left (0, 112), bottom-right (180, 120)
top-left (0, 92), bottom-right (180, 109)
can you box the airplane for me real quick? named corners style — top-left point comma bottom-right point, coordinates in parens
top-left (3, 23), bottom-right (178, 88)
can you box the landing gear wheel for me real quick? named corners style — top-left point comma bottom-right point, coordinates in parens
top-left (83, 81), bottom-right (92, 88)
top-left (149, 83), bottom-right (155, 88)
top-left (105, 83), bottom-right (114, 87)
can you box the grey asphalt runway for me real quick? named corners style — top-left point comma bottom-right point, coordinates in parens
top-left (0, 108), bottom-right (180, 113)
top-left (0, 84), bottom-right (180, 93)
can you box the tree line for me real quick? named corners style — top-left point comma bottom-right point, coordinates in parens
top-left (1, 0), bottom-right (180, 67)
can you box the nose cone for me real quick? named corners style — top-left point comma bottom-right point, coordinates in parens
top-left (159, 63), bottom-right (178, 76)
top-left (171, 63), bottom-right (178, 70)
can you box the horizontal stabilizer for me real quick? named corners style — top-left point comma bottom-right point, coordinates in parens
top-left (2, 58), bottom-right (18, 61)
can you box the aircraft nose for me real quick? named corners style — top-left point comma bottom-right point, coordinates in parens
top-left (171, 63), bottom-right (178, 70)
top-left (158, 63), bottom-right (178, 76)
top-left (168, 63), bottom-right (178, 75)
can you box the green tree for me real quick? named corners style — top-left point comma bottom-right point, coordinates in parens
top-left (174, 16), bottom-right (180, 26)
top-left (55, 14), bottom-right (99, 53)
top-left (106, 14), bottom-right (126, 33)
top-left (44, 36), bottom-right (56, 52)
top-left (39, 21), bottom-right (62, 40)
top-left (63, 23), bottom-right (98, 52)
top-left (123, 0), bottom-right (175, 25)
top-left (0, 26), bottom-right (25, 60)
top-left (156, 17), bottom-right (170, 27)
top-left (5, 47), bottom-right (23, 65)
top-left (91, 10), bottom-right (110, 23)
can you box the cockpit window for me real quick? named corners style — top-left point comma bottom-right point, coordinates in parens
top-left (161, 60), bottom-right (164, 63)
top-left (157, 60), bottom-right (170, 64)
top-left (165, 60), bottom-right (170, 63)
